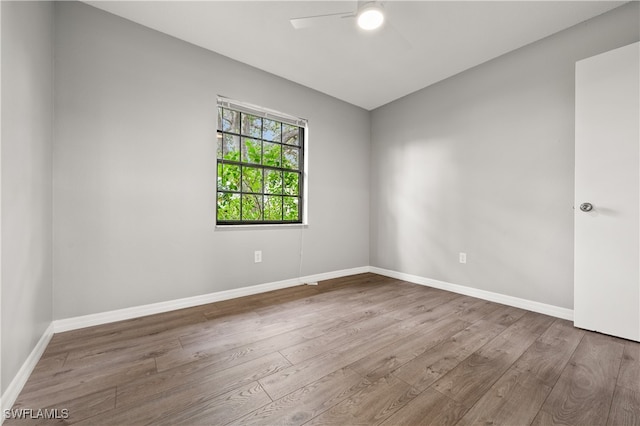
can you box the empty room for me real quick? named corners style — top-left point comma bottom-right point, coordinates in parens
top-left (1, 0), bottom-right (639, 424)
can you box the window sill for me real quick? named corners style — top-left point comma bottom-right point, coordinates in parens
top-left (215, 223), bottom-right (308, 231)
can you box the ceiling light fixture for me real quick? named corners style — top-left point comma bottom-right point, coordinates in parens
top-left (357, 3), bottom-right (384, 31)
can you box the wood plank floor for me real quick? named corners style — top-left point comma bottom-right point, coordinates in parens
top-left (7, 273), bottom-right (640, 425)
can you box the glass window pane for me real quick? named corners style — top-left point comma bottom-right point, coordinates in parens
top-left (283, 171), bottom-right (299, 196)
top-left (283, 146), bottom-right (300, 170)
top-left (242, 138), bottom-right (262, 164)
top-left (264, 169), bottom-right (283, 194)
top-left (221, 108), bottom-right (240, 133)
top-left (216, 105), bottom-right (303, 224)
top-left (241, 113), bottom-right (262, 138)
top-left (218, 164), bottom-right (240, 191)
top-left (283, 197), bottom-right (299, 221)
top-left (264, 196), bottom-right (283, 221)
top-left (282, 124), bottom-right (299, 146)
top-left (263, 142), bottom-right (281, 167)
top-left (222, 134), bottom-right (240, 161)
top-left (217, 192), bottom-right (240, 221)
top-left (242, 166), bottom-right (263, 194)
top-left (242, 194), bottom-right (263, 221)
top-left (263, 119), bottom-right (281, 142)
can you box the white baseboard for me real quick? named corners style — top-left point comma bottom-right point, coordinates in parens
top-left (1, 323), bottom-right (54, 422)
top-left (370, 266), bottom-right (574, 321)
top-left (53, 265), bottom-right (572, 333)
top-left (3, 263), bottom-right (570, 423)
top-left (1, 266), bottom-right (369, 423)
top-left (53, 266), bottom-right (370, 333)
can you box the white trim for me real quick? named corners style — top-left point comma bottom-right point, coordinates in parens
top-left (53, 266), bottom-right (369, 333)
top-left (215, 223), bottom-right (307, 230)
top-left (52, 265), bottom-right (572, 333)
top-left (2, 263), bottom-right (572, 422)
top-left (370, 266), bottom-right (574, 321)
top-left (302, 266), bottom-right (369, 283)
top-left (1, 323), bottom-right (54, 420)
top-left (217, 95), bottom-right (307, 128)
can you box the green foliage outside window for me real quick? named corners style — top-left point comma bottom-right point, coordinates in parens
top-left (216, 106), bottom-right (303, 224)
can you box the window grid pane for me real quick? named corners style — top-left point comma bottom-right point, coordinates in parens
top-left (216, 104), bottom-right (304, 225)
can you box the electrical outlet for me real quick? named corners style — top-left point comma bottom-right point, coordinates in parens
top-left (459, 252), bottom-right (467, 264)
top-left (254, 250), bottom-right (262, 263)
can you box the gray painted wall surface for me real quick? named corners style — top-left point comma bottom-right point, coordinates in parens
top-left (370, 2), bottom-right (640, 310)
top-left (53, 2), bottom-right (370, 319)
top-left (2, 0), bottom-right (639, 399)
top-left (1, 1), bottom-right (54, 394)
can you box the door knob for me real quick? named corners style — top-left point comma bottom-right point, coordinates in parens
top-left (580, 202), bottom-right (593, 212)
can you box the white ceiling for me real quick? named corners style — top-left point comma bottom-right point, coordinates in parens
top-left (85, 1), bottom-right (626, 110)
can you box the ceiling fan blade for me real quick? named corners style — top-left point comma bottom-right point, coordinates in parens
top-left (290, 12), bottom-right (355, 29)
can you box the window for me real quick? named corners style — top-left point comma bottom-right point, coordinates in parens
top-left (216, 98), bottom-right (306, 225)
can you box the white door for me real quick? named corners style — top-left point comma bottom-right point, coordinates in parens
top-left (574, 42), bottom-right (640, 342)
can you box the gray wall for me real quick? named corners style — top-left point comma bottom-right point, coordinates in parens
top-left (370, 2), bottom-right (640, 310)
top-left (53, 2), bottom-right (370, 319)
top-left (3, 0), bottom-right (638, 395)
top-left (1, 1), bottom-right (54, 394)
